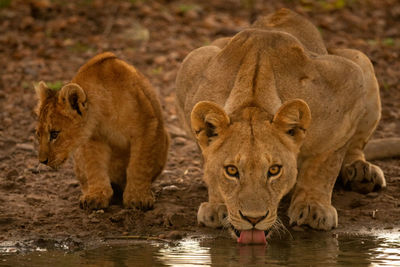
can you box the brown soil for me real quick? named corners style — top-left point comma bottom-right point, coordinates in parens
top-left (0, 0), bottom-right (399, 249)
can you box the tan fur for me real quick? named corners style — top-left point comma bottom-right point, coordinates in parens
top-left (176, 9), bottom-right (397, 235)
top-left (35, 52), bottom-right (169, 210)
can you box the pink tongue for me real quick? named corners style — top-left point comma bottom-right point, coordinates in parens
top-left (237, 229), bottom-right (266, 244)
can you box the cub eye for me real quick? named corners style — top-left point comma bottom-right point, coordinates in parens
top-left (225, 165), bottom-right (239, 178)
top-left (268, 165), bottom-right (282, 177)
top-left (287, 129), bottom-right (295, 136)
top-left (49, 130), bottom-right (60, 141)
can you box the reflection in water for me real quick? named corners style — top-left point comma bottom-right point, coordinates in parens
top-left (371, 233), bottom-right (400, 266)
top-left (0, 232), bottom-right (399, 266)
top-left (198, 232), bottom-right (341, 266)
top-left (157, 239), bottom-right (211, 266)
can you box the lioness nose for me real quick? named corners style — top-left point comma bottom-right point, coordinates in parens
top-left (40, 158), bottom-right (48, 165)
top-left (240, 210), bottom-right (269, 226)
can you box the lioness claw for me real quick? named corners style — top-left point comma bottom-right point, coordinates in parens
top-left (288, 201), bottom-right (338, 230)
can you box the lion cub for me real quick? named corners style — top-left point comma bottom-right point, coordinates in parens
top-left (35, 52), bottom-right (169, 210)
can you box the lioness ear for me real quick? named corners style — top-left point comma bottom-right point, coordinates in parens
top-left (58, 83), bottom-right (87, 116)
top-left (272, 99), bottom-right (311, 145)
top-left (191, 101), bottom-right (230, 150)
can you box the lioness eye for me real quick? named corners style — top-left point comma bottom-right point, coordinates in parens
top-left (225, 165), bottom-right (239, 178)
top-left (50, 130), bottom-right (60, 141)
top-left (268, 165), bottom-right (282, 177)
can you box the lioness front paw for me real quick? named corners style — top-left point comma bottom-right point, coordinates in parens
top-left (288, 200), bottom-right (338, 230)
top-left (80, 188), bottom-right (113, 210)
top-left (197, 202), bottom-right (228, 228)
top-left (123, 189), bottom-right (154, 210)
top-left (341, 160), bottom-right (386, 194)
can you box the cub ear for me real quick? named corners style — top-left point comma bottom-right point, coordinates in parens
top-left (58, 83), bottom-right (87, 116)
top-left (272, 99), bottom-right (311, 145)
top-left (191, 101), bottom-right (230, 150)
top-left (35, 81), bottom-right (51, 102)
top-left (34, 81), bottom-right (55, 114)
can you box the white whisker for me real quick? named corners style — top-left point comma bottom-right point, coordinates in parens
top-left (270, 217), bottom-right (292, 240)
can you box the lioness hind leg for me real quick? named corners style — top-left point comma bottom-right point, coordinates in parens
top-left (338, 71), bottom-right (385, 194)
top-left (330, 48), bottom-right (386, 194)
top-left (339, 121), bottom-right (386, 194)
top-left (341, 160), bottom-right (385, 194)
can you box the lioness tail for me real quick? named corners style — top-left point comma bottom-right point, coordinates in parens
top-left (365, 138), bottom-right (400, 160)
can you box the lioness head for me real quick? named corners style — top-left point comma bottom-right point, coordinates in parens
top-left (191, 99), bottom-right (311, 240)
top-left (35, 81), bottom-right (89, 169)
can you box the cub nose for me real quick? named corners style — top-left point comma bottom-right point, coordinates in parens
top-left (40, 158), bottom-right (48, 165)
top-left (239, 210), bottom-right (269, 226)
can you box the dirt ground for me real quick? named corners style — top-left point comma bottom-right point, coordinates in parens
top-left (0, 0), bottom-right (399, 249)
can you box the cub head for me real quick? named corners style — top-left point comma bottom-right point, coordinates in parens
top-left (191, 100), bottom-right (311, 241)
top-left (35, 81), bottom-right (88, 169)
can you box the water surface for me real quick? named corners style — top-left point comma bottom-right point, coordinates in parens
top-left (1, 231), bottom-right (400, 266)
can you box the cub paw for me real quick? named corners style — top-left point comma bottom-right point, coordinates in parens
top-left (341, 160), bottom-right (386, 194)
top-left (80, 188), bottom-right (113, 210)
top-left (288, 200), bottom-right (337, 230)
top-left (197, 202), bottom-right (228, 228)
top-left (123, 189), bottom-right (154, 210)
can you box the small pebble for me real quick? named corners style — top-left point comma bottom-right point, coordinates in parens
top-left (169, 214), bottom-right (186, 227)
top-left (90, 218), bottom-right (100, 223)
top-left (366, 192), bottom-right (379, 198)
top-left (174, 137), bottom-right (186, 146)
top-left (371, 209), bottom-right (378, 219)
top-left (16, 176), bottom-right (26, 183)
top-left (350, 199), bottom-right (369, 208)
top-left (158, 233), bottom-right (166, 239)
top-left (166, 230), bottom-right (183, 240)
top-left (15, 143), bottom-right (34, 152)
top-left (163, 185), bottom-right (179, 192)
top-left (167, 125), bottom-right (186, 138)
top-left (6, 169), bottom-right (18, 179)
top-left (154, 55), bottom-right (167, 65)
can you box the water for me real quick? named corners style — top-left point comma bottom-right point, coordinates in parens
top-left (1, 231), bottom-right (400, 266)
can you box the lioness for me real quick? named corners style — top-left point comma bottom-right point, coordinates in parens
top-left (35, 52), bottom-right (169, 210)
top-left (176, 9), bottom-right (397, 244)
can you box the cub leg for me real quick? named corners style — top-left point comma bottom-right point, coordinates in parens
top-left (289, 148), bottom-right (347, 230)
top-left (74, 141), bottom-right (113, 210)
top-left (197, 185), bottom-right (228, 228)
top-left (123, 123), bottom-right (168, 210)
